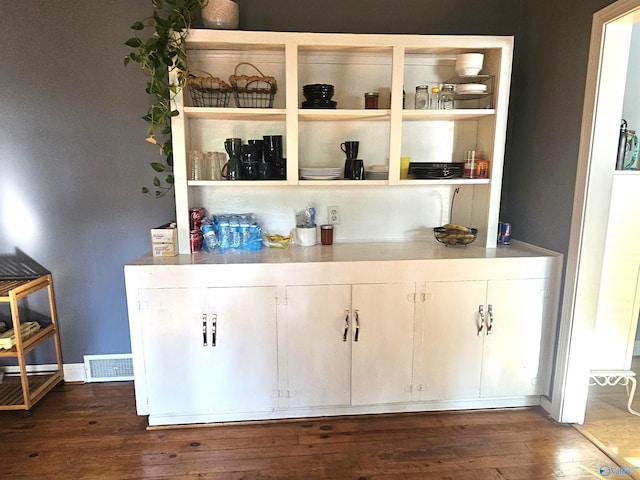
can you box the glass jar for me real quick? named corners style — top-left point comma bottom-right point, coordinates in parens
top-left (320, 224), bottom-right (334, 245)
top-left (415, 85), bottom-right (429, 109)
top-left (440, 84), bottom-right (454, 110)
top-left (474, 159), bottom-right (489, 178)
top-left (463, 150), bottom-right (476, 178)
top-left (364, 92), bottom-right (379, 109)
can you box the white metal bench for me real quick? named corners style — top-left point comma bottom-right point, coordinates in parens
top-left (589, 370), bottom-right (640, 416)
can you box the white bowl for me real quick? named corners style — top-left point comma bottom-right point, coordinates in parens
top-left (455, 53), bottom-right (484, 74)
top-left (456, 67), bottom-right (482, 77)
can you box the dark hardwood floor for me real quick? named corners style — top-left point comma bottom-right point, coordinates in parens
top-left (0, 381), bottom-right (620, 480)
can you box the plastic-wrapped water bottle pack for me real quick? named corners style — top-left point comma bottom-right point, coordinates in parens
top-left (201, 214), bottom-right (263, 253)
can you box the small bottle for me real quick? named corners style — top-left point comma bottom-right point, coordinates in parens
top-left (429, 85), bottom-right (441, 109)
top-left (415, 85), bottom-right (429, 109)
top-left (440, 84), bottom-right (454, 110)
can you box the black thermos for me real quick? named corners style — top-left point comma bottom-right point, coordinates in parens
top-left (616, 119), bottom-right (628, 170)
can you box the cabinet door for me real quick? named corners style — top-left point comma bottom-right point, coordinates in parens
top-left (481, 278), bottom-right (546, 397)
top-left (416, 281), bottom-right (486, 401)
top-left (281, 285), bottom-right (352, 409)
top-left (139, 288), bottom-right (214, 417)
top-left (207, 286), bottom-right (279, 413)
top-left (138, 286), bottom-right (279, 418)
top-left (351, 283), bottom-right (416, 405)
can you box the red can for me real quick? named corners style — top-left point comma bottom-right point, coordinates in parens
top-left (190, 229), bottom-right (203, 253)
top-left (189, 208), bottom-right (205, 230)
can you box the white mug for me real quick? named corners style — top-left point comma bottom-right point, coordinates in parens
top-left (295, 226), bottom-right (317, 246)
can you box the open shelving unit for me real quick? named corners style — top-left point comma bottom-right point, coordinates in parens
top-left (170, 30), bottom-right (513, 252)
top-left (0, 254), bottom-right (63, 413)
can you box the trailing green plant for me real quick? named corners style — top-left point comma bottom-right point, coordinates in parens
top-left (124, 0), bottom-right (206, 198)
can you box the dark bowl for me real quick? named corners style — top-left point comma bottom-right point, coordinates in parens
top-left (301, 99), bottom-right (337, 109)
top-left (303, 92), bottom-right (334, 101)
top-left (303, 83), bottom-right (334, 91)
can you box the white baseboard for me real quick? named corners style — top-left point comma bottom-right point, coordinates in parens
top-left (1, 363), bottom-right (86, 382)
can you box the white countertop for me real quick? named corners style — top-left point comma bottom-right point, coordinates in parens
top-left (128, 240), bottom-right (561, 267)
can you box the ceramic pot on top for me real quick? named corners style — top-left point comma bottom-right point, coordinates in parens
top-left (201, 0), bottom-right (239, 30)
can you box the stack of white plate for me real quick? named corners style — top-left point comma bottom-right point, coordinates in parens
top-left (299, 167), bottom-right (342, 180)
top-left (455, 83), bottom-right (487, 95)
top-left (365, 165), bottom-right (389, 180)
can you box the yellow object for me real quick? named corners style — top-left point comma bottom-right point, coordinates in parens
top-left (0, 321), bottom-right (41, 350)
top-left (443, 223), bottom-right (470, 233)
top-left (400, 157), bottom-right (410, 179)
top-left (263, 231), bottom-right (293, 248)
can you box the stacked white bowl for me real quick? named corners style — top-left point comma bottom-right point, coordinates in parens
top-left (455, 53), bottom-right (484, 77)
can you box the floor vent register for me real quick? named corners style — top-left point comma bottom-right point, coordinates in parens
top-left (83, 354), bottom-right (134, 382)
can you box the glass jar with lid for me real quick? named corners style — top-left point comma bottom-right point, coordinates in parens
top-left (415, 85), bottom-right (429, 109)
top-left (440, 84), bottom-right (455, 110)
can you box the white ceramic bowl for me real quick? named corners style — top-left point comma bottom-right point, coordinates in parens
top-left (456, 67), bottom-right (482, 77)
top-left (455, 53), bottom-right (484, 76)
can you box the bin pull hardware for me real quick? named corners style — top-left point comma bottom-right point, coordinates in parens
top-left (343, 310), bottom-right (350, 342)
top-left (477, 305), bottom-right (485, 336)
top-left (354, 310), bottom-right (360, 342)
top-left (211, 314), bottom-right (217, 347)
top-left (202, 314), bottom-right (208, 346)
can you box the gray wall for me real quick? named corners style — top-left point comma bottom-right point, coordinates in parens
top-left (0, 2), bottom-right (175, 363)
top-left (502, 0), bottom-right (615, 252)
top-left (0, 0), bottom-right (616, 364)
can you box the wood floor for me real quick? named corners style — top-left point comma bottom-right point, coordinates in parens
top-left (578, 356), bottom-right (640, 479)
top-left (0, 382), bottom-right (620, 480)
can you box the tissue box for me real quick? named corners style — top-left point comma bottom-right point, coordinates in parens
top-left (150, 223), bottom-right (178, 257)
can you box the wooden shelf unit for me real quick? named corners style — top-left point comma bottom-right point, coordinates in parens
top-left (0, 274), bottom-right (64, 411)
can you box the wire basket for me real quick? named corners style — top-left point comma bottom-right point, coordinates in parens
top-left (187, 71), bottom-right (232, 107)
top-left (229, 62), bottom-right (277, 108)
top-left (433, 226), bottom-right (478, 246)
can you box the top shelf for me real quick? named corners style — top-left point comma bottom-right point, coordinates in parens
top-left (184, 29), bottom-right (516, 52)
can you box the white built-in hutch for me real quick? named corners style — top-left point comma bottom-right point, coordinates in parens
top-left (125, 30), bottom-right (563, 427)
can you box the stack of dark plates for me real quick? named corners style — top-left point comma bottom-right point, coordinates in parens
top-left (302, 84), bottom-right (337, 109)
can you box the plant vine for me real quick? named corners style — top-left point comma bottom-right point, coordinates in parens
top-left (124, 0), bottom-right (206, 198)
